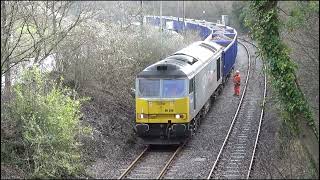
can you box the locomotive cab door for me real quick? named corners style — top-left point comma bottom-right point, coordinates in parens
top-left (189, 77), bottom-right (196, 110)
top-left (217, 57), bottom-right (221, 81)
top-left (193, 78), bottom-right (196, 110)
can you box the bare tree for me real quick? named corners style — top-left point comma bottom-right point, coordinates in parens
top-left (1, 1), bottom-right (94, 97)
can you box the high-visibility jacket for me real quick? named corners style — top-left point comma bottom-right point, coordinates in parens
top-left (233, 74), bottom-right (241, 86)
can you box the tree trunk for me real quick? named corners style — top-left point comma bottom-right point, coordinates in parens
top-left (1, 0), bottom-right (6, 92)
top-left (1, 1), bottom-right (11, 100)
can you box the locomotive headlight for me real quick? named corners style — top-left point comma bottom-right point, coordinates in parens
top-left (138, 113), bottom-right (148, 119)
top-left (175, 114), bottom-right (185, 119)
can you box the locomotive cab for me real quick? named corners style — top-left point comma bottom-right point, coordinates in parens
top-left (135, 77), bottom-right (190, 139)
top-left (134, 58), bottom-right (194, 141)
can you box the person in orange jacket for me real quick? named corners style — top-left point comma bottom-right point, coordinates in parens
top-left (233, 70), bottom-right (241, 96)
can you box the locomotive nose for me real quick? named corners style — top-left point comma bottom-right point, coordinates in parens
top-left (148, 100), bottom-right (176, 114)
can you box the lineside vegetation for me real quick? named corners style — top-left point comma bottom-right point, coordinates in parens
top-left (244, 1), bottom-right (318, 139)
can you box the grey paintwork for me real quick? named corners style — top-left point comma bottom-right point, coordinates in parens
top-left (186, 43), bottom-right (223, 120)
top-left (136, 41), bottom-right (223, 121)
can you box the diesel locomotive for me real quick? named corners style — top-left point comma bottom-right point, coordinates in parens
top-left (134, 16), bottom-right (238, 144)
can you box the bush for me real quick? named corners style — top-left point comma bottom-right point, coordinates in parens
top-left (56, 22), bottom-right (200, 106)
top-left (55, 21), bottom-right (200, 129)
top-left (2, 67), bottom-right (90, 178)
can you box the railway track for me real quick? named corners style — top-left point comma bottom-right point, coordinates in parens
top-left (118, 141), bottom-right (186, 179)
top-left (118, 39), bottom-right (266, 179)
top-left (207, 39), bottom-right (267, 179)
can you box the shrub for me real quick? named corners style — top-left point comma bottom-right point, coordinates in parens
top-left (3, 67), bottom-right (90, 178)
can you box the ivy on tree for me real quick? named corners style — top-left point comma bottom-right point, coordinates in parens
top-left (244, 1), bottom-right (318, 139)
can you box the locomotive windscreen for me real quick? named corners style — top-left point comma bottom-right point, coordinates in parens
top-left (138, 79), bottom-right (160, 97)
top-left (162, 79), bottom-right (186, 98)
top-left (138, 79), bottom-right (187, 98)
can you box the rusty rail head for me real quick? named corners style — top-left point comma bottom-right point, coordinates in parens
top-left (157, 141), bottom-right (187, 179)
top-left (118, 145), bottom-right (149, 179)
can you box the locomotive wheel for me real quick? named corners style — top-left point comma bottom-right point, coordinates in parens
top-left (196, 117), bottom-right (200, 129)
top-left (167, 126), bottom-right (172, 139)
top-left (211, 95), bottom-right (216, 102)
top-left (206, 100), bottom-right (211, 114)
top-left (187, 123), bottom-right (195, 137)
top-left (218, 86), bottom-right (222, 95)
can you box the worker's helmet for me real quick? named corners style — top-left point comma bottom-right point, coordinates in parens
top-left (236, 70), bottom-right (240, 74)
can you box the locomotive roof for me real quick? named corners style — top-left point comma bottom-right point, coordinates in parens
top-left (136, 60), bottom-right (189, 79)
top-left (137, 41), bottom-right (223, 79)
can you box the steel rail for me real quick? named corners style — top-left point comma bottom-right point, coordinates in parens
top-left (207, 40), bottom-right (251, 179)
top-left (157, 141), bottom-right (187, 179)
top-left (242, 39), bottom-right (267, 179)
top-left (118, 145), bottom-right (149, 179)
top-left (118, 142), bottom-right (185, 179)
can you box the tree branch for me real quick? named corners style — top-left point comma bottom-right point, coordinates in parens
top-left (277, 7), bottom-right (292, 17)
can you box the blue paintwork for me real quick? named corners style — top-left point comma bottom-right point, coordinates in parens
top-left (172, 20), bottom-right (185, 32)
top-left (213, 39), bottom-right (238, 76)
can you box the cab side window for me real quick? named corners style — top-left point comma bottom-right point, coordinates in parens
top-left (189, 78), bottom-right (194, 93)
top-left (217, 57), bottom-right (221, 81)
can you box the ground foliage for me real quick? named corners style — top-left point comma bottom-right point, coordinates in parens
top-left (1, 67), bottom-right (91, 178)
top-left (244, 1), bottom-right (318, 139)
